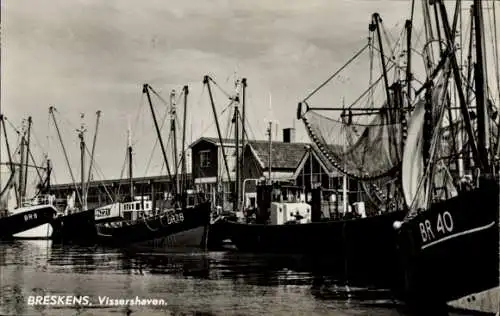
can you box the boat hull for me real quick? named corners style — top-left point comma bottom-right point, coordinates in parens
top-left (0, 205), bottom-right (57, 240)
top-left (96, 201), bottom-right (212, 251)
top-left (51, 209), bottom-right (97, 245)
top-left (12, 223), bottom-right (54, 239)
top-left (225, 210), bottom-right (406, 287)
top-left (396, 178), bottom-right (499, 307)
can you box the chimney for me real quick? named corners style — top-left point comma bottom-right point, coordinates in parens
top-left (283, 128), bottom-right (295, 143)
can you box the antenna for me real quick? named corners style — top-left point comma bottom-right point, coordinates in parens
top-left (127, 115), bottom-right (132, 147)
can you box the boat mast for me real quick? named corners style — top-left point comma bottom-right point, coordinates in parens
top-left (233, 80), bottom-right (240, 213)
top-left (170, 89), bottom-right (179, 194)
top-left (342, 97), bottom-right (348, 214)
top-left (240, 78), bottom-right (247, 183)
top-left (370, 13), bottom-right (392, 107)
top-left (436, 0), bottom-right (481, 169)
top-left (127, 118), bottom-right (134, 200)
top-left (143, 84), bottom-right (175, 196)
top-left (22, 116), bottom-right (32, 198)
top-left (46, 158), bottom-right (51, 193)
top-left (49, 107), bottom-right (83, 206)
top-left (267, 120), bottom-right (272, 181)
top-left (18, 123), bottom-right (25, 203)
top-left (181, 85), bottom-right (188, 192)
top-left (85, 110), bottom-right (101, 202)
top-left (405, 18), bottom-right (413, 103)
top-left (204, 75), bottom-right (232, 185)
top-left (77, 114), bottom-right (87, 210)
top-left (472, 0), bottom-right (491, 171)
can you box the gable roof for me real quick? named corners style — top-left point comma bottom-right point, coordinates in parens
top-left (247, 141), bottom-right (308, 170)
top-left (188, 137), bottom-right (235, 149)
top-left (189, 136), bottom-right (308, 170)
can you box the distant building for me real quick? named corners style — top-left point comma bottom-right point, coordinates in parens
top-left (48, 128), bottom-right (362, 212)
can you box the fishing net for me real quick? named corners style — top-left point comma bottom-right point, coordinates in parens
top-left (300, 102), bottom-right (406, 181)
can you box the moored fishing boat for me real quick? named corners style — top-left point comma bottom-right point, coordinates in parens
top-left (0, 115), bottom-right (58, 240)
top-left (224, 180), bottom-right (405, 287)
top-left (392, 0), bottom-right (500, 311)
top-left (95, 192), bottom-right (211, 252)
top-left (93, 84), bottom-right (212, 252)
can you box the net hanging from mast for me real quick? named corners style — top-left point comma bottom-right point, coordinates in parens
top-left (301, 101), bottom-right (406, 181)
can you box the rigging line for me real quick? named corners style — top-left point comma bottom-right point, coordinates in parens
top-left (116, 147), bottom-right (128, 197)
top-left (239, 114), bottom-right (257, 143)
top-left (82, 144), bottom-right (114, 202)
top-left (28, 126), bottom-right (46, 158)
top-left (143, 97), bottom-right (173, 174)
top-left (349, 63), bottom-right (396, 109)
top-left (303, 43), bottom-right (369, 102)
top-left (196, 99), bottom-right (236, 139)
top-left (149, 85), bottom-right (184, 108)
top-left (304, 66), bottom-right (391, 113)
top-left (490, 0), bottom-right (500, 106)
top-left (3, 117), bottom-right (21, 135)
top-left (156, 130), bottom-right (173, 177)
top-left (381, 21), bottom-right (404, 59)
top-left (52, 108), bottom-right (81, 134)
top-left (130, 93), bottom-right (145, 147)
top-left (207, 76), bottom-right (232, 99)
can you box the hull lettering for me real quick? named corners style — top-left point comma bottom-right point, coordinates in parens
top-left (24, 213), bottom-right (38, 222)
top-left (166, 213), bottom-right (184, 225)
top-left (96, 208), bottom-right (111, 218)
top-left (419, 211), bottom-right (454, 243)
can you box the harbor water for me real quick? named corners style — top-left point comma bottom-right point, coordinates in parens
top-left (0, 240), bottom-right (475, 316)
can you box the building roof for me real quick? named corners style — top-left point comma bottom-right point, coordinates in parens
top-left (189, 136), bottom-right (309, 171)
top-left (247, 141), bottom-right (308, 170)
top-left (50, 173), bottom-right (192, 189)
top-left (188, 137), bottom-right (235, 148)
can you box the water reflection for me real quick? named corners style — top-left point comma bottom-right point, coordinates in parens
top-left (0, 241), bottom-right (474, 315)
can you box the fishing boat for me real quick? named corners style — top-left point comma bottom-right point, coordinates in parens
top-left (0, 116), bottom-right (58, 240)
top-left (95, 192), bottom-right (211, 251)
top-left (295, 0), bottom-right (499, 312)
top-left (392, 0), bottom-right (500, 311)
top-left (0, 178), bottom-right (57, 240)
top-left (49, 108), bottom-right (104, 244)
top-left (200, 69), bottom-right (406, 287)
top-left (94, 84), bottom-right (212, 252)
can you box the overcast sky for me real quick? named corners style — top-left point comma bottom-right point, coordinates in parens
top-left (1, 0), bottom-right (497, 186)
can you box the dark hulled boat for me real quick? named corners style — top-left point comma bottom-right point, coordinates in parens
top-left (396, 177), bottom-right (498, 307)
top-left (95, 198), bottom-right (212, 252)
top-left (51, 208), bottom-right (97, 245)
top-left (392, 0), bottom-right (500, 311)
top-left (224, 182), bottom-right (406, 287)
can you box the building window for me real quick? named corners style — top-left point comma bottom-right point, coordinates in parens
top-left (200, 150), bottom-right (211, 168)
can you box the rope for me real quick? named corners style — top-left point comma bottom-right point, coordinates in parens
top-left (143, 216), bottom-right (159, 232)
top-left (303, 44), bottom-right (369, 102)
top-left (489, 0), bottom-right (500, 106)
top-left (207, 76), bottom-right (232, 99)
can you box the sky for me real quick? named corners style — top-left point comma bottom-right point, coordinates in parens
top-left (1, 0), bottom-right (498, 187)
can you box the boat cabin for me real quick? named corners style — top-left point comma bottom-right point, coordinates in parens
top-left (121, 199), bottom-right (155, 221)
top-left (251, 181), bottom-right (312, 225)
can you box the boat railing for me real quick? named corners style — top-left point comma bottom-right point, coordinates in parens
top-left (99, 208), bottom-right (177, 228)
top-left (20, 194), bottom-right (56, 207)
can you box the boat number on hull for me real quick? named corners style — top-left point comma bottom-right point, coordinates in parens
top-left (96, 208), bottom-right (111, 217)
top-left (24, 213), bottom-right (38, 222)
top-left (166, 213), bottom-right (184, 225)
top-left (419, 211), bottom-right (454, 243)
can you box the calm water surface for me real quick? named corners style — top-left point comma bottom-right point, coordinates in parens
top-left (0, 240), bottom-right (474, 316)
